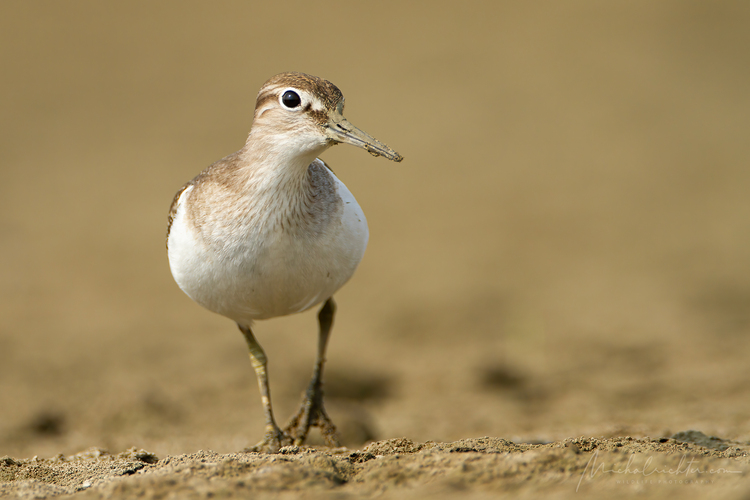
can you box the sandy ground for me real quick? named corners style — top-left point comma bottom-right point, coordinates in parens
top-left (1, 1), bottom-right (750, 498)
top-left (1, 435), bottom-right (748, 499)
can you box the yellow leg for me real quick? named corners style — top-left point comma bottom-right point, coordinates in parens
top-left (284, 298), bottom-right (340, 447)
top-left (238, 324), bottom-right (290, 453)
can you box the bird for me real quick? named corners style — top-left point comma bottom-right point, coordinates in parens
top-left (166, 72), bottom-right (403, 452)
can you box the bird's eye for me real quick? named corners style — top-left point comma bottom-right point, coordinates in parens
top-left (282, 90), bottom-right (301, 108)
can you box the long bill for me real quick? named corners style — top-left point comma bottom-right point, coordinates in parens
top-left (324, 104), bottom-right (403, 162)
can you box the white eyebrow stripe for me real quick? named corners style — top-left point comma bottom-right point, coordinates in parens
top-left (310, 98), bottom-right (327, 112)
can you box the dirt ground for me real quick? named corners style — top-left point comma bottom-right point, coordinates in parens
top-left (1, 1), bottom-right (750, 498)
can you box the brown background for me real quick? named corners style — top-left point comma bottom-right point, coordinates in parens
top-left (1, 0), bottom-right (749, 462)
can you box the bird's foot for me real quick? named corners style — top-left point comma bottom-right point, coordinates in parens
top-left (284, 391), bottom-right (340, 447)
top-left (244, 424), bottom-right (292, 453)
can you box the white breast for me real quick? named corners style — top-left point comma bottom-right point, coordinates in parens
top-left (167, 167), bottom-right (368, 325)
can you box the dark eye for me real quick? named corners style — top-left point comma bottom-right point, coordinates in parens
top-left (282, 90), bottom-right (301, 108)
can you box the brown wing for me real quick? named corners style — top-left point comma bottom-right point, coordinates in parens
top-left (319, 158), bottom-right (334, 174)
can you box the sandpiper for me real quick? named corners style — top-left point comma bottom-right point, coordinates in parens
top-left (166, 72), bottom-right (402, 452)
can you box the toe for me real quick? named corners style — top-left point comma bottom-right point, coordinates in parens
top-left (244, 426), bottom-right (291, 453)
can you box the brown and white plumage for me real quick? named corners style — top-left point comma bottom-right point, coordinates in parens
top-left (166, 72), bottom-right (402, 452)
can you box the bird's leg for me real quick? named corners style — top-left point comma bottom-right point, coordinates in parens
top-left (284, 298), bottom-right (340, 447)
top-left (238, 324), bottom-right (291, 453)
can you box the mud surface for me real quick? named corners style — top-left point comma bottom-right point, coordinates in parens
top-left (2, 436), bottom-right (748, 499)
top-left (2, 1), bottom-right (750, 498)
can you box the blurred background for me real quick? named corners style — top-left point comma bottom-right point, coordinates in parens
top-left (1, 1), bottom-right (749, 459)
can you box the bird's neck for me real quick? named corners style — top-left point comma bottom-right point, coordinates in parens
top-left (230, 131), bottom-right (333, 233)
top-left (240, 129), bottom-right (327, 192)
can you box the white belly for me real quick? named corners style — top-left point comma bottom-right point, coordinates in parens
top-left (167, 174), bottom-right (368, 324)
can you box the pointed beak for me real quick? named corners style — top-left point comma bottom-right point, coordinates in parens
top-left (324, 104), bottom-right (403, 162)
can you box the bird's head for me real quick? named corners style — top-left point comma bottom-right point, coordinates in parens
top-left (249, 72), bottom-right (403, 163)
